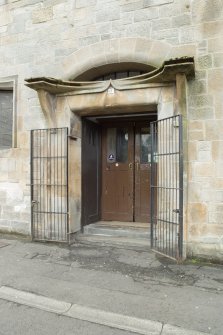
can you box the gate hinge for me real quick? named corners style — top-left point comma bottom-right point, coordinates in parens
top-left (173, 120), bottom-right (179, 128)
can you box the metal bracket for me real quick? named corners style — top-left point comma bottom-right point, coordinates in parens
top-left (68, 135), bottom-right (78, 141)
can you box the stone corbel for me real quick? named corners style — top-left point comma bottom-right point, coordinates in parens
top-left (37, 89), bottom-right (57, 128)
top-left (176, 73), bottom-right (187, 117)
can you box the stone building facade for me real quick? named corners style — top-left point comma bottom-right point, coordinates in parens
top-left (0, 0), bottom-right (223, 261)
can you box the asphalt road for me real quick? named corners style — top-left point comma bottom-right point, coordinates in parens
top-left (0, 299), bottom-right (137, 335)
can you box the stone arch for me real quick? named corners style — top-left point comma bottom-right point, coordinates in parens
top-left (62, 37), bottom-right (174, 81)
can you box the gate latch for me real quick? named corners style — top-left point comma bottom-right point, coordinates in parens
top-left (173, 209), bottom-right (180, 214)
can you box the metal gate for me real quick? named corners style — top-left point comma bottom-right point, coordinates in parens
top-left (150, 115), bottom-right (183, 260)
top-left (31, 128), bottom-right (69, 242)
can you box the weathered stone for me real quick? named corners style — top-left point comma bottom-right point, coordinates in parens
top-left (198, 141), bottom-right (211, 151)
top-left (215, 179), bottom-right (223, 189)
top-left (152, 18), bottom-right (171, 31)
top-left (216, 191), bottom-right (223, 202)
top-left (180, 27), bottom-right (195, 44)
top-left (192, 0), bottom-right (223, 23)
top-left (194, 162), bottom-right (215, 178)
top-left (188, 141), bottom-right (197, 160)
top-left (53, 3), bottom-right (68, 18)
top-left (208, 37), bottom-right (223, 52)
top-left (121, 1), bottom-right (144, 12)
top-left (197, 40), bottom-right (208, 56)
top-left (209, 211), bottom-right (223, 224)
top-left (205, 121), bottom-right (223, 141)
top-left (214, 93), bottom-right (223, 119)
top-left (195, 70), bottom-right (206, 80)
top-left (126, 21), bottom-right (151, 37)
top-left (190, 107), bottom-right (214, 120)
top-left (134, 7), bottom-right (158, 21)
top-left (188, 182), bottom-right (205, 202)
top-left (189, 120), bottom-right (204, 131)
top-left (144, 0), bottom-right (173, 7)
top-left (169, 44), bottom-right (196, 58)
top-left (198, 150), bottom-right (211, 162)
top-left (96, 6), bottom-right (120, 22)
top-left (188, 203), bottom-right (208, 223)
top-left (189, 95), bottom-right (213, 108)
top-left (120, 12), bottom-right (134, 25)
top-left (189, 130), bottom-right (204, 141)
top-left (32, 7), bottom-right (53, 24)
top-left (0, 11), bottom-right (12, 27)
top-left (101, 34), bottom-right (111, 41)
top-left (188, 80), bottom-right (207, 95)
top-left (211, 141), bottom-right (223, 161)
top-left (213, 53), bottom-right (223, 68)
top-left (198, 21), bottom-right (223, 39)
top-left (172, 14), bottom-right (191, 28)
top-left (197, 54), bottom-right (212, 69)
top-left (152, 28), bottom-right (178, 41)
top-left (144, 39), bottom-right (171, 66)
top-left (0, 26), bottom-right (7, 33)
top-left (75, 0), bottom-right (97, 8)
top-left (78, 35), bottom-right (100, 47)
top-left (208, 68), bottom-right (223, 94)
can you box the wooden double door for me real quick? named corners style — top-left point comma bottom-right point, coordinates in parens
top-left (101, 122), bottom-right (152, 223)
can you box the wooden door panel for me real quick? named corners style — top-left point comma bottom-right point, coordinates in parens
top-left (102, 171), bottom-right (116, 214)
top-left (101, 124), bottom-right (134, 222)
top-left (102, 170), bottom-right (132, 221)
top-left (82, 119), bottom-right (101, 226)
top-left (137, 169), bottom-right (151, 222)
top-left (134, 123), bottom-right (151, 223)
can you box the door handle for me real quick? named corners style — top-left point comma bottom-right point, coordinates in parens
top-left (136, 162), bottom-right (140, 171)
top-left (129, 162), bottom-right (132, 169)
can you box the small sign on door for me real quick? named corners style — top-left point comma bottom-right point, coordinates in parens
top-left (108, 153), bottom-right (115, 161)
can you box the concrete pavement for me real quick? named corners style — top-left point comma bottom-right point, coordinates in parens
top-left (0, 234), bottom-right (222, 334)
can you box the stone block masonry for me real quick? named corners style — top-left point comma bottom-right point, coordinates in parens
top-left (0, 0), bottom-right (222, 259)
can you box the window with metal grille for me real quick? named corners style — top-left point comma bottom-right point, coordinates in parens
top-left (94, 70), bottom-right (143, 81)
top-left (0, 90), bottom-right (13, 149)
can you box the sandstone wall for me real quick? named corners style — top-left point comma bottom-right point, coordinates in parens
top-left (0, 0), bottom-right (222, 258)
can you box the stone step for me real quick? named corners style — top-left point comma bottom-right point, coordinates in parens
top-left (83, 223), bottom-right (150, 239)
top-left (75, 233), bottom-right (151, 250)
top-left (76, 223), bottom-right (151, 249)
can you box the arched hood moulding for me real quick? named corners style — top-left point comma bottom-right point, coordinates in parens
top-left (26, 57), bottom-right (195, 96)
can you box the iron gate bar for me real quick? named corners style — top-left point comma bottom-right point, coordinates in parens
top-left (31, 127), bottom-right (69, 243)
top-left (150, 115), bottom-right (183, 260)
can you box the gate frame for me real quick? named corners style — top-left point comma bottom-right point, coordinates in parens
top-left (30, 127), bottom-right (69, 243)
top-left (150, 115), bottom-right (184, 260)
